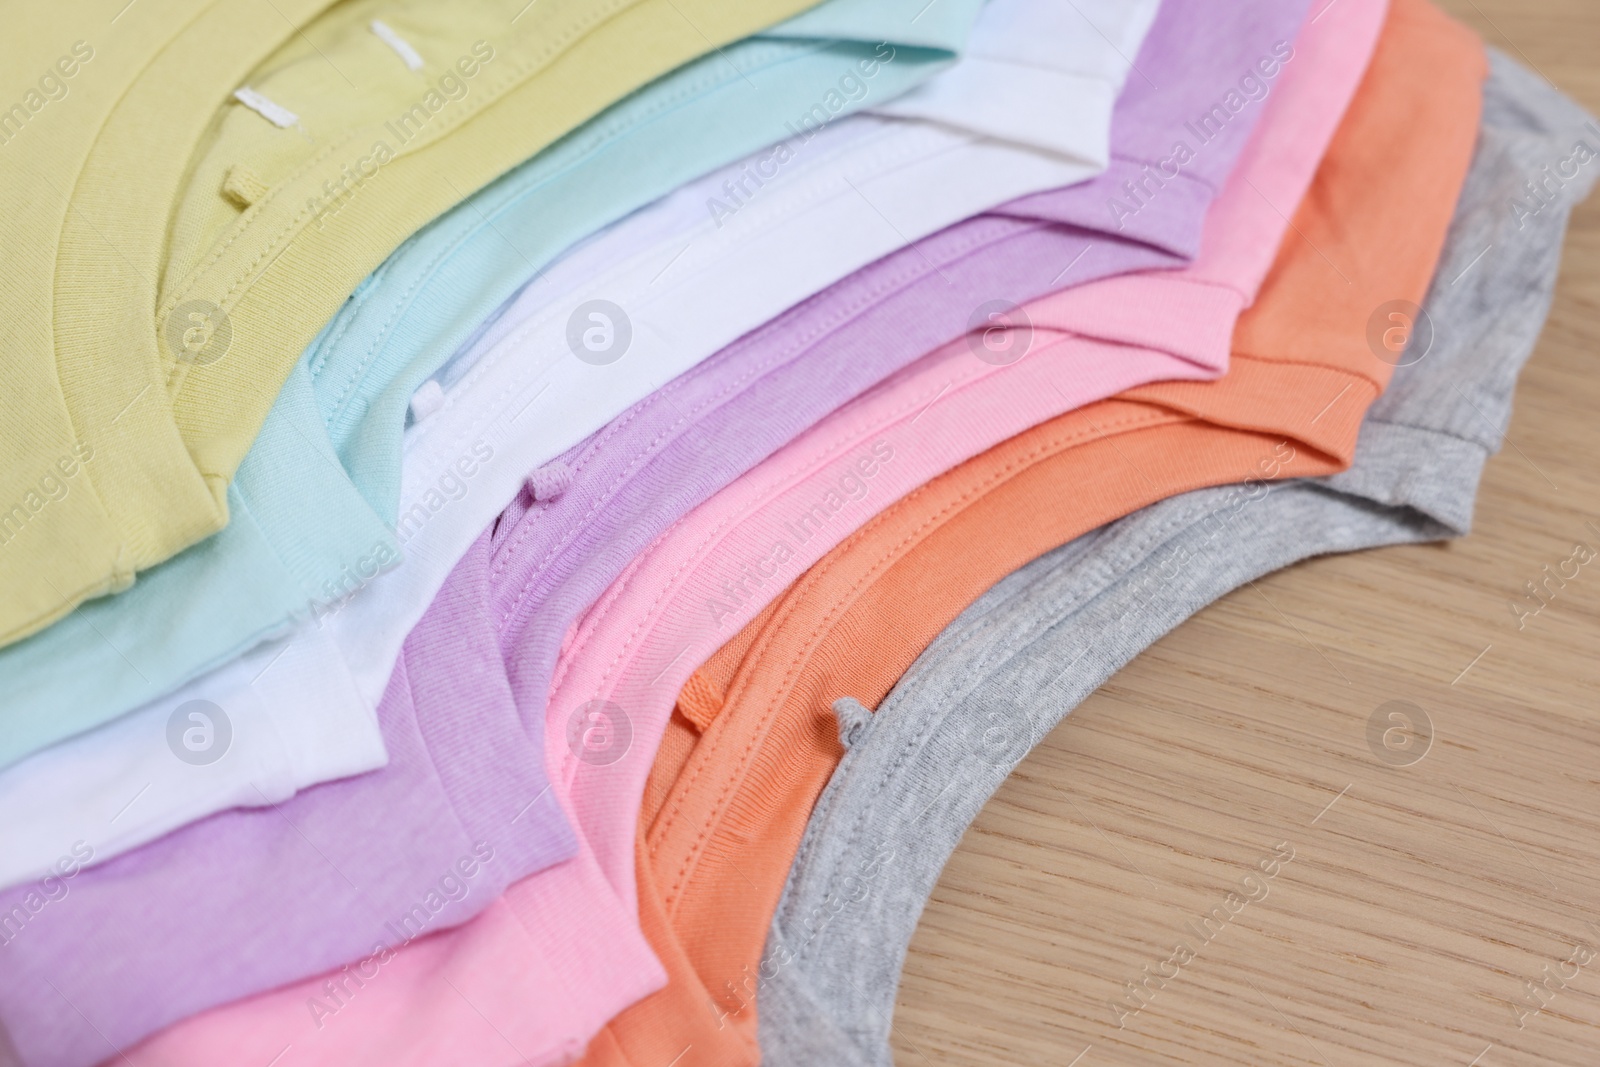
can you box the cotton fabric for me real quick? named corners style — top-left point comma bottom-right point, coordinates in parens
top-left (0, 2), bottom-right (1166, 1063)
top-left (0, 0), bottom-right (824, 649)
top-left (603, 2), bottom-right (1481, 1057)
top-left (759, 56), bottom-right (1598, 1064)
top-left (0, 0), bottom-right (1165, 890)
top-left (188, 0), bottom-right (1156, 792)
top-left (0, 0), bottom-right (991, 891)
top-left (0, 0), bottom-right (988, 781)
top-left (0, 10), bottom-right (1574, 1067)
top-left (114, 2), bottom-right (1338, 1062)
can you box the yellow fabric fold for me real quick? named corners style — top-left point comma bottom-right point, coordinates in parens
top-left (0, 0), bottom-right (820, 646)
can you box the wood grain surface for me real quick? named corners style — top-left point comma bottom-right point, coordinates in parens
top-left (893, 3), bottom-right (1600, 1064)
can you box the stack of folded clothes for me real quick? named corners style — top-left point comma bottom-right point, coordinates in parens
top-left (0, 0), bottom-right (1592, 1064)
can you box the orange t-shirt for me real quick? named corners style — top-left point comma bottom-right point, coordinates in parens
top-left (579, 2), bottom-right (1485, 1064)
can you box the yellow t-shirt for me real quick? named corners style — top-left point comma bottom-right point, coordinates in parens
top-left (0, 0), bottom-right (817, 647)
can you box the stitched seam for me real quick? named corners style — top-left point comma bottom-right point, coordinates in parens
top-left (490, 215), bottom-right (1031, 630)
top-left (793, 423), bottom-right (1331, 907)
top-left (544, 367), bottom-right (1029, 783)
top-left (652, 410), bottom-right (1176, 895)
top-left (164, 131), bottom-right (354, 322)
top-left (496, 418), bottom-right (685, 617)
top-left (556, 364), bottom-right (1017, 704)
top-left (307, 263), bottom-right (381, 386)
top-left (407, 125), bottom-right (948, 460)
top-left (556, 384), bottom-right (1169, 711)
top-left (316, 40), bottom-right (809, 422)
top-left (487, 406), bottom-right (649, 581)
top-left (791, 485), bottom-right (1260, 938)
top-left (542, 218), bottom-right (1073, 782)
top-left (161, 125), bottom-right (358, 394)
top-left (163, 0), bottom-right (645, 386)
top-left (496, 335), bottom-right (846, 623)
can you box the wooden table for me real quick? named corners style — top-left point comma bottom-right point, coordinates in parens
top-left (895, 3), bottom-right (1600, 1063)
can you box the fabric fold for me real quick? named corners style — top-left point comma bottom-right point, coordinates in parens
top-left (760, 55), bottom-right (1595, 1063)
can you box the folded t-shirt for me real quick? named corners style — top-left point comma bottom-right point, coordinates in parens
top-left (128, 247), bottom-right (1230, 1067)
top-left (0, 0), bottom-right (1166, 890)
top-left (117, 5), bottom-right (1404, 1065)
top-left (0, 0), bottom-right (989, 894)
top-left (276, 0), bottom-right (1155, 752)
top-left (0, 0), bottom-right (989, 780)
top-left (597, 2), bottom-right (1482, 1060)
top-left (0, 0), bottom-right (826, 649)
top-left (0, 2), bottom-right (1165, 1064)
top-left (759, 55), bottom-right (1597, 1065)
